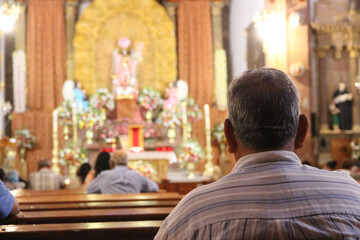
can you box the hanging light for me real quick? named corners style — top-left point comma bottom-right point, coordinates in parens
top-left (0, 1), bottom-right (20, 32)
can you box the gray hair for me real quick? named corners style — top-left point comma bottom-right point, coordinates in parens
top-left (227, 68), bottom-right (300, 150)
top-left (38, 159), bottom-right (51, 168)
top-left (111, 150), bottom-right (128, 166)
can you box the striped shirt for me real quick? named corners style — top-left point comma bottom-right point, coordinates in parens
top-left (0, 181), bottom-right (14, 218)
top-left (29, 168), bottom-right (64, 190)
top-left (155, 151), bottom-right (360, 239)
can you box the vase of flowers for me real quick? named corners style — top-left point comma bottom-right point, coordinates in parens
top-left (15, 129), bottom-right (36, 179)
top-left (177, 138), bottom-right (205, 178)
top-left (138, 87), bottom-right (163, 122)
top-left (60, 146), bottom-right (88, 177)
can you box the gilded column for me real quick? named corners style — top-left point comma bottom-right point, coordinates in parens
top-left (211, 1), bottom-right (228, 110)
top-left (164, 1), bottom-right (178, 36)
top-left (15, 0), bottom-right (26, 51)
top-left (65, 0), bottom-right (78, 81)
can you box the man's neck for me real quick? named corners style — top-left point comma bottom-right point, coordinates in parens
top-left (235, 141), bottom-right (295, 161)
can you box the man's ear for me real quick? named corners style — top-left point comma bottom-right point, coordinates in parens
top-left (224, 118), bottom-right (238, 153)
top-left (294, 114), bottom-right (309, 150)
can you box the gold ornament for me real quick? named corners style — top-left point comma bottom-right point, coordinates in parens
top-left (74, 0), bottom-right (177, 94)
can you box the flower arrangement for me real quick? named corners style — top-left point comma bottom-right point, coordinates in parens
top-left (177, 138), bottom-right (205, 163)
top-left (14, 129), bottom-right (36, 150)
top-left (99, 119), bottom-right (129, 141)
top-left (78, 110), bottom-right (101, 130)
top-left (89, 88), bottom-right (115, 112)
top-left (350, 139), bottom-right (360, 163)
top-left (212, 123), bottom-right (226, 144)
top-left (157, 109), bottom-right (181, 128)
top-left (144, 122), bottom-right (157, 141)
top-left (60, 146), bottom-right (88, 166)
top-left (56, 100), bottom-right (72, 125)
top-left (137, 88), bottom-right (163, 111)
top-left (177, 98), bottom-right (202, 123)
top-left (128, 160), bottom-right (157, 180)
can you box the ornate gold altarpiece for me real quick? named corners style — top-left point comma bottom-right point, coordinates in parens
top-left (74, 0), bottom-right (177, 95)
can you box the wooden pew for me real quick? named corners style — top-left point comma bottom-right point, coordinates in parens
top-left (0, 207), bottom-right (173, 224)
top-left (0, 220), bottom-right (162, 240)
top-left (17, 192), bottom-right (182, 204)
top-left (20, 200), bottom-right (180, 211)
top-left (11, 189), bottom-right (87, 197)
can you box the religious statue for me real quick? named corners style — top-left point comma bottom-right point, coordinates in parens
top-left (112, 37), bottom-right (143, 97)
top-left (73, 82), bottom-right (89, 112)
top-left (333, 82), bottom-right (353, 130)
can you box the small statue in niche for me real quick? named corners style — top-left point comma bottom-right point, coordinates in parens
top-left (333, 81), bottom-right (353, 130)
top-left (112, 37), bottom-right (143, 97)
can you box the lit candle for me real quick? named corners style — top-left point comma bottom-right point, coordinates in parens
top-left (53, 109), bottom-right (58, 133)
top-left (72, 102), bottom-right (78, 146)
top-left (204, 104), bottom-right (210, 131)
top-left (52, 109), bottom-right (60, 173)
top-left (181, 101), bottom-right (188, 143)
top-left (203, 104), bottom-right (213, 177)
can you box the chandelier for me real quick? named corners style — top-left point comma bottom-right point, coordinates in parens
top-left (0, 1), bottom-right (20, 32)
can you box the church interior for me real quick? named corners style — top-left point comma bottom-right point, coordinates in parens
top-left (0, 0), bottom-right (359, 238)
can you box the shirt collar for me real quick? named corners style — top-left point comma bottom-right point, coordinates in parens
top-left (231, 150), bottom-right (302, 173)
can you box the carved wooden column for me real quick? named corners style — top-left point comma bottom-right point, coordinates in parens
top-left (65, 0), bottom-right (78, 81)
top-left (348, 47), bottom-right (359, 130)
top-left (316, 47), bottom-right (330, 131)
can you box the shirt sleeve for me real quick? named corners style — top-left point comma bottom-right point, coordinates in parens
top-left (0, 181), bottom-right (14, 218)
top-left (140, 175), bottom-right (159, 193)
top-left (86, 174), bottom-right (103, 194)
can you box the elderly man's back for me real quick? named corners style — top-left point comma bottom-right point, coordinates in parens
top-left (29, 168), bottom-right (63, 190)
top-left (156, 151), bottom-right (360, 239)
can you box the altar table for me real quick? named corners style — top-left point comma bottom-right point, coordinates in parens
top-left (128, 151), bottom-right (177, 182)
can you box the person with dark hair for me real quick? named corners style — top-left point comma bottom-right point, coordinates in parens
top-left (84, 151), bottom-right (111, 185)
top-left (302, 160), bottom-right (311, 166)
top-left (0, 168), bottom-right (5, 182)
top-left (29, 159), bottom-right (64, 190)
top-left (323, 160), bottom-right (337, 171)
top-left (155, 68), bottom-right (360, 239)
top-left (340, 159), bottom-right (354, 175)
top-left (77, 163), bottom-right (91, 184)
top-left (87, 150), bottom-right (158, 194)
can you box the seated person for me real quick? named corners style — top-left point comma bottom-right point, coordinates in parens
top-left (323, 160), bottom-right (337, 171)
top-left (4, 170), bottom-right (25, 190)
top-left (78, 163), bottom-right (91, 184)
top-left (84, 151), bottom-right (111, 185)
top-left (0, 180), bottom-right (19, 218)
top-left (87, 150), bottom-right (159, 194)
top-left (155, 68), bottom-right (360, 239)
top-left (29, 159), bottom-right (64, 190)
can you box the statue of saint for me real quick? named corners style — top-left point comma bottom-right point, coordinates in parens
top-left (112, 37), bottom-right (143, 97)
top-left (333, 82), bottom-right (353, 130)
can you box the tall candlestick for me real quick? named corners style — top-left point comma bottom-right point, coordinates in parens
top-left (181, 100), bottom-right (188, 144)
top-left (72, 102), bottom-right (78, 146)
top-left (51, 109), bottom-right (60, 173)
top-left (203, 104), bottom-right (214, 177)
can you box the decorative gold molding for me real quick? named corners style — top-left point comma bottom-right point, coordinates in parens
top-left (74, 0), bottom-right (177, 94)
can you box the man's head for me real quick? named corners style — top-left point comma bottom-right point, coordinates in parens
top-left (225, 68), bottom-right (308, 159)
top-left (110, 150), bottom-right (128, 167)
top-left (38, 159), bottom-right (51, 170)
